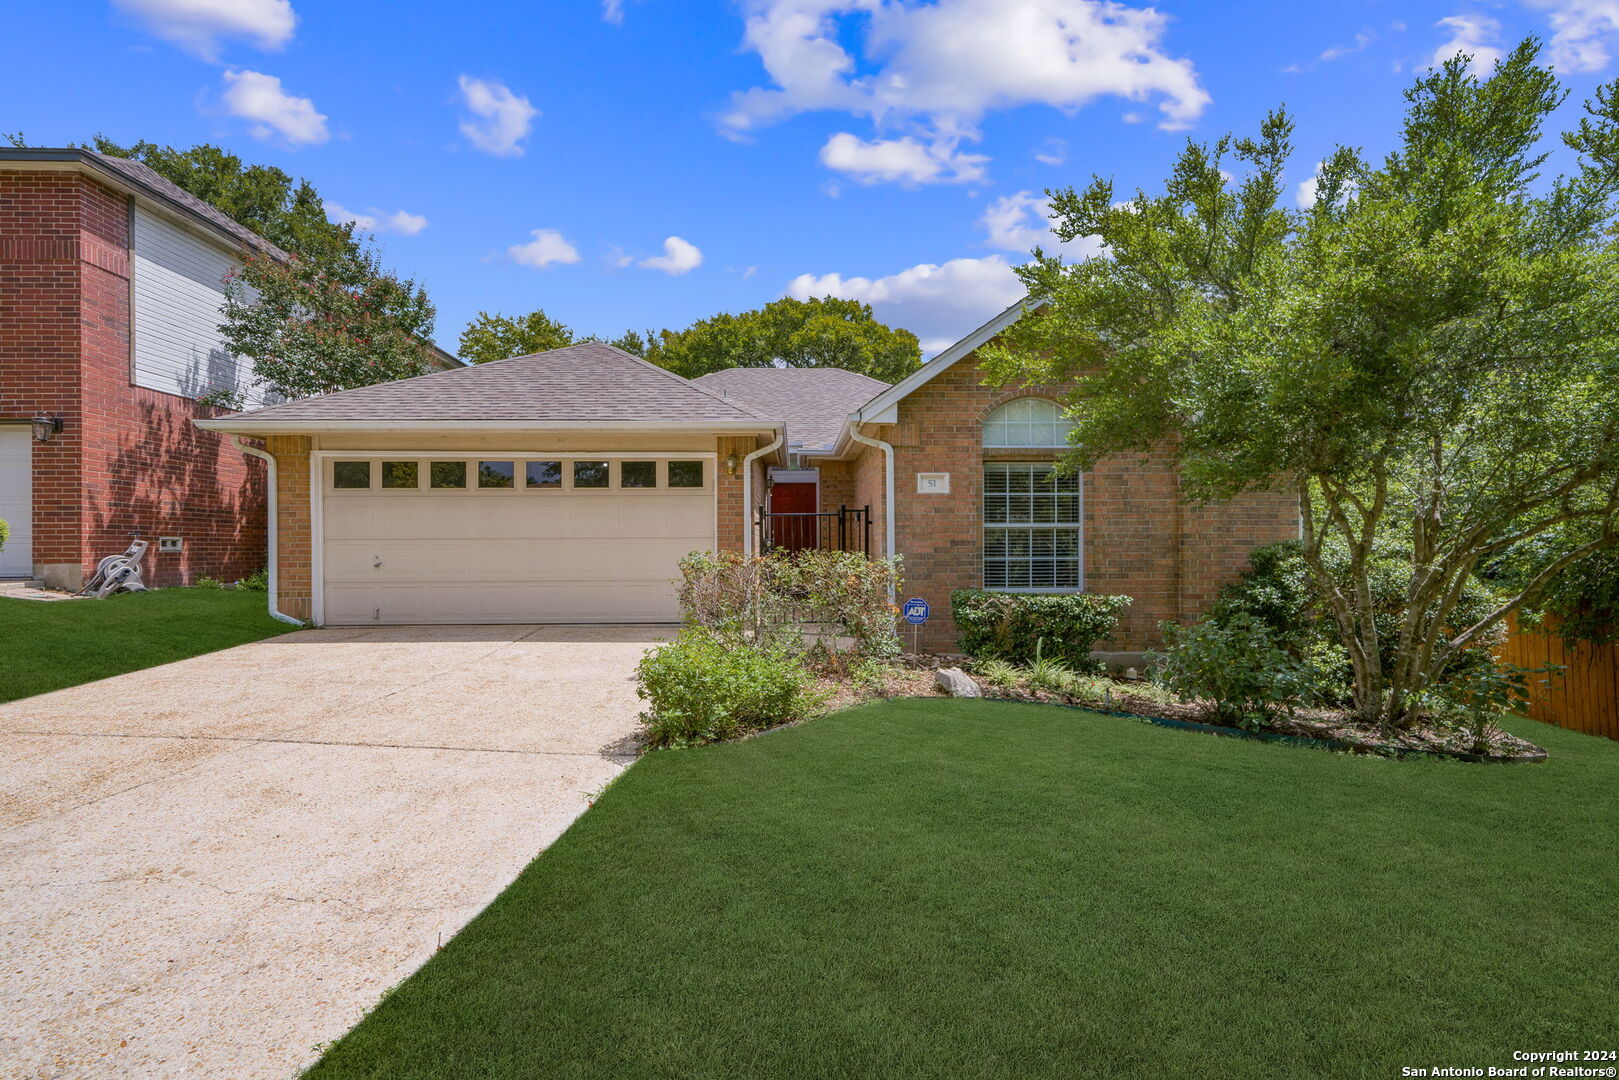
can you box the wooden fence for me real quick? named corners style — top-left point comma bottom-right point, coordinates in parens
top-left (1498, 614), bottom-right (1619, 741)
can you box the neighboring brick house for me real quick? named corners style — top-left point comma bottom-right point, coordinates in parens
top-left (0, 148), bottom-right (456, 590)
top-left (200, 302), bottom-right (1299, 658)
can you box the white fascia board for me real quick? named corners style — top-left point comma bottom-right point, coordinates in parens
top-left (194, 418), bottom-right (785, 436)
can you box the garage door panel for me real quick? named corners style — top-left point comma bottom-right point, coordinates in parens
top-left (322, 463), bottom-right (714, 624)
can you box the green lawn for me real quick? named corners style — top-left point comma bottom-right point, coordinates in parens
top-left (307, 699), bottom-right (1619, 1080)
top-left (0, 588), bottom-right (296, 703)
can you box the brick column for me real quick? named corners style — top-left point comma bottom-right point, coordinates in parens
top-left (264, 434), bottom-right (312, 620)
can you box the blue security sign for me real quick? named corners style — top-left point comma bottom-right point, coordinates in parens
top-left (902, 597), bottom-right (931, 625)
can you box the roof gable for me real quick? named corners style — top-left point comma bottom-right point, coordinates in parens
top-left (854, 296), bottom-right (1043, 424)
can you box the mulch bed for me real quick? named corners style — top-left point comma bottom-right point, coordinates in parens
top-left (810, 655), bottom-right (1548, 764)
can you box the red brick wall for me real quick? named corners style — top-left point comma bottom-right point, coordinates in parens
top-left (0, 168), bottom-right (266, 587)
top-left (264, 434), bottom-right (311, 620)
top-left (880, 352), bottom-right (1298, 654)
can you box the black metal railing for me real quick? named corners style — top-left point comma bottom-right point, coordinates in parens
top-left (756, 504), bottom-right (872, 555)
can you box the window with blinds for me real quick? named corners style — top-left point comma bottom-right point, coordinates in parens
top-left (983, 462), bottom-right (1082, 591)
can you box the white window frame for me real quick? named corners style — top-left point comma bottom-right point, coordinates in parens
top-left (982, 462), bottom-right (1083, 593)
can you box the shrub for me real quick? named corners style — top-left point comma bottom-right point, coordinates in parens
top-left (237, 568), bottom-right (269, 592)
top-left (195, 575), bottom-right (224, 589)
top-left (951, 590), bottom-right (1130, 671)
top-left (972, 658), bottom-right (1021, 692)
top-left (635, 628), bottom-right (823, 748)
top-left (1151, 612), bottom-right (1315, 728)
top-left (677, 550), bottom-right (903, 658)
top-left (0, 517), bottom-right (8, 553)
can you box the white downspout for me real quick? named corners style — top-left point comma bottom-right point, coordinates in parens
top-left (741, 428), bottom-right (784, 557)
top-left (234, 436), bottom-right (303, 626)
top-left (846, 419), bottom-right (896, 597)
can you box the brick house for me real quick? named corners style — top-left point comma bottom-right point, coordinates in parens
top-left (199, 302), bottom-right (1298, 657)
top-left (0, 147), bottom-right (455, 590)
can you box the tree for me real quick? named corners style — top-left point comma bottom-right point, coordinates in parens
top-left (90, 137), bottom-right (362, 269)
top-left (652, 297), bottom-right (921, 380)
top-left (459, 309), bottom-right (576, 363)
top-left (220, 247), bottom-right (438, 399)
top-left (983, 41), bottom-right (1619, 727)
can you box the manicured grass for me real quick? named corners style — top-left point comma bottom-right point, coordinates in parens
top-left (0, 588), bottom-right (295, 703)
top-left (307, 700), bottom-right (1619, 1080)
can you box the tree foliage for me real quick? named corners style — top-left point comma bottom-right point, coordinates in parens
top-left (459, 309), bottom-right (577, 363)
top-left (90, 137), bottom-right (362, 269)
top-left (220, 249), bottom-right (438, 399)
top-left (652, 297), bottom-right (922, 380)
top-left (984, 41), bottom-right (1619, 726)
top-left (458, 309), bottom-right (655, 364)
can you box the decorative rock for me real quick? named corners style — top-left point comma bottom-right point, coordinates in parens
top-left (935, 667), bottom-right (982, 698)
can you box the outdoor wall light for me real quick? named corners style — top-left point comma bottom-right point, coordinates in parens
top-left (725, 451), bottom-right (739, 476)
top-left (30, 413), bottom-right (63, 443)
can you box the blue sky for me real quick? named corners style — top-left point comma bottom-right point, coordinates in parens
top-left (7, 1), bottom-right (1619, 356)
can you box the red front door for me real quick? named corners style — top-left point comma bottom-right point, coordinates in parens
top-left (769, 482), bottom-right (818, 551)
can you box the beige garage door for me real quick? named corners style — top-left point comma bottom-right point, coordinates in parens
top-left (321, 455), bottom-right (714, 624)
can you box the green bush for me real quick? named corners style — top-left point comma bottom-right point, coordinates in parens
top-left (195, 575), bottom-right (224, 590)
top-left (1211, 540), bottom-right (1501, 704)
top-left (677, 549), bottom-right (903, 658)
top-left (237, 567), bottom-right (269, 592)
top-left (635, 628), bottom-right (823, 748)
top-left (950, 590), bottom-right (1130, 671)
top-left (1151, 612), bottom-right (1315, 728)
top-left (0, 517), bottom-right (8, 553)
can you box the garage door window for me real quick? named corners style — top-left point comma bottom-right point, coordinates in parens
top-left (333, 461), bottom-right (371, 489)
top-left (478, 461), bottom-right (515, 488)
top-left (380, 461), bottom-right (418, 489)
top-left (574, 460), bottom-right (610, 488)
top-left (668, 460), bottom-right (704, 488)
top-left (430, 461), bottom-right (467, 489)
top-left (526, 460), bottom-right (561, 488)
top-left (621, 461), bottom-right (657, 488)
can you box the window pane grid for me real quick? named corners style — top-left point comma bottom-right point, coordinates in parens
top-left (983, 463), bottom-right (1081, 591)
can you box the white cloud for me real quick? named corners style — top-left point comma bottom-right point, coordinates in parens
top-left (788, 254), bottom-right (1025, 355)
top-left (981, 191), bottom-right (1104, 258)
top-left (324, 201), bottom-right (428, 236)
top-left (721, 0), bottom-right (1211, 172)
top-left (508, 228), bottom-right (581, 268)
top-left (603, 0), bottom-right (625, 23)
top-left (113, 0), bottom-right (294, 60)
top-left (1432, 13), bottom-right (1503, 76)
top-left (220, 70), bottom-right (327, 145)
top-left (457, 75), bottom-right (538, 157)
top-left (1526, 0), bottom-right (1619, 71)
top-left (819, 132), bottom-right (987, 184)
top-left (640, 236), bottom-right (704, 275)
top-left (1034, 137), bottom-right (1066, 166)
top-left (1320, 30), bottom-right (1373, 61)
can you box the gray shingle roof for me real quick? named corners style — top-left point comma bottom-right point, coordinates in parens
top-left (689, 367), bottom-right (888, 451)
top-left (227, 343), bottom-right (769, 424)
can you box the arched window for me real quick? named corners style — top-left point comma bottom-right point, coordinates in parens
top-left (982, 397), bottom-right (1074, 449)
top-left (981, 398), bottom-right (1082, 592)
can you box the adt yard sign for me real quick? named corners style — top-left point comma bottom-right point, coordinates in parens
top-left (903, 597), bottom-right (930, 625)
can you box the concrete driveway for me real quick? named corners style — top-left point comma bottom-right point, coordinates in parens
top-left (0, 624), bottom-right (670, 1080)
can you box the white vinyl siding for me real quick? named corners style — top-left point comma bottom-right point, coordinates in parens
top-left (131, 205), bottom-right (264, 406)
top-left (983, 463), bottom-right (1082, 592)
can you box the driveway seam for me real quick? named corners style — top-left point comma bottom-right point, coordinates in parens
top-left (0, 728), bottom-right (631, 758)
